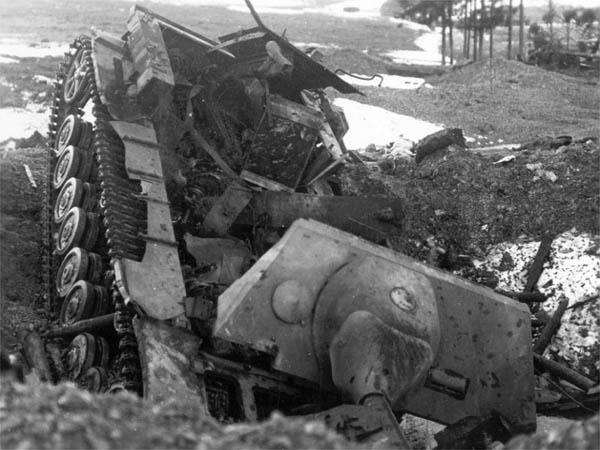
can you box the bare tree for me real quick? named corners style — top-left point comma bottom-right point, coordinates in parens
top-left (441, 1), bottom-right (447, 65)
top-left (472, 0), bottom-right (478, 60)
top-left (479, 0), bottom-right (486, 60)
top-left (464, 0), bottom-right (470, 57)
top-left (508, 0), bottom-right (513, 58)
top-left (562, 8), bottom-right (577, 50)
top-left (489, 0), bottom-right (494, 60)
top-left (542, 0), bottom-right (557, 42)
top-left (518, 0), bottom-right (524, 59)
top-left (448, 0), bottom-right (454, 64)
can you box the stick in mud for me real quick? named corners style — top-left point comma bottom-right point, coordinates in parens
top-left (524, 234), bottom-right (554, 292)
top-left (532, 298), bottom-right (568, 355)
top-left (533, 354), bottom-right (596, 392)
top-left (44, 313), bottom-right (116, 339)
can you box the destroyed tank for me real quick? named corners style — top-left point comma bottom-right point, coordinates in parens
top-left (43, 2), bottom-right (536, 445)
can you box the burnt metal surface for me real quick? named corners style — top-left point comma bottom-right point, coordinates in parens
top-left (133, 317), bottom-right (208, 406)
top-left (43, 3), bottom-right (536, 438)
top-left (218, 27), bottom-right (360, 95)
top-left (134, 317), bottom-right (336, 422)
top-left (215, 219), bottom-right (535, 430)
top-left (236, 191), bottom-right (403, 243)
top-left (306, 401), bottom-right (409, 448)
top-left (202, 182), bottom-right (254, 236)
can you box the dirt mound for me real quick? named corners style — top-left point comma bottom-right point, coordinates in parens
top-left (435, 58), bottom-right (590, 87)
top-left (0, 147), bottom-right (49, 352)
top-left (0, 379), bottom-right (355, 450)
top-left (338, 141), bottom-right (599, 264)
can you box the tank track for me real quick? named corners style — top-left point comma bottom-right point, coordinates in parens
top-left (47, 36), bottom-right (143, 394)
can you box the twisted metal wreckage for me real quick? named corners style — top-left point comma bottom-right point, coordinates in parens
top-left (40, 1), bottom-right (536, 446)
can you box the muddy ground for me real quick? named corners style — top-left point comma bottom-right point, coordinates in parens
top-left (0, 18), bottom-right (599, 450)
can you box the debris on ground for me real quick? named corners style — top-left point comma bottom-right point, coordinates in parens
top-left (413, 128), bottom-right (466, 164)
top-left (0, 380), bottom-right (355, 450)
top-left (505, 414), bottom-right (599, 450)
top-left (476, 230), bottom-right (600, 379)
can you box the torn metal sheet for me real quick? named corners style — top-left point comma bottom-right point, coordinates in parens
top-left (184, 234), bottom-right (253, 285)
top-left (202, 182), bottom-right (254, 236)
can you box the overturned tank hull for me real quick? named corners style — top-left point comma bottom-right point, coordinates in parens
top-left (43, 3), bottom-right (535, 446)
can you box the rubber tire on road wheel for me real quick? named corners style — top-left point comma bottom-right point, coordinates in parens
top-left (66, 333), bottom-right (97, 380)
top-left (56, 207), bottom-right (88, 256)
top-left (55, 115), bottom-right (83, 155)
top-left (59, 280), bottom-right (97, 325)
top-left (78, 367), bottom-right (108, 393)
top-left (54, 177), bottom-right (84, 224)
top-left (56, 247), bottom-right (90, 297)
top-left (53, 146), bottom-right (82, 190)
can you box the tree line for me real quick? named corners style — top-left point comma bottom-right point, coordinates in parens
top-left (391, 0), bottom-right (599, 64)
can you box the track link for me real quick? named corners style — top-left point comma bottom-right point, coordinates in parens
top-left (47, 36), bottom-right (143, 394)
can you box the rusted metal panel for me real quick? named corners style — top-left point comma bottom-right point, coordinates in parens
top-left (133, 317), bottom-right (209, 408)
top-left (244, 118), bottom-right (318, 189)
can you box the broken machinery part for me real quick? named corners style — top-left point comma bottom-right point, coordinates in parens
top-left (36, 3), bottom-right (538, 445)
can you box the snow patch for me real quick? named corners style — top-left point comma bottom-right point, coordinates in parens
top-left (338, 73), bottom-right (425, 90)
top-left (384, 29), bottom-right (446, 66)
top-left (0, 106), bottom-right (49, 142)
top-left (0, 39), bottom-right (68, 61)
top-left (475, 230), bottom-right (600, 376)
top-left (226, 0), bottom-right (392, 20)
top-left (333, 98), bottom-right (442, 151)
top-left (0, 56), bottom-right (19, 64)
top-left (292, 42), bottom-right (341, 50)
